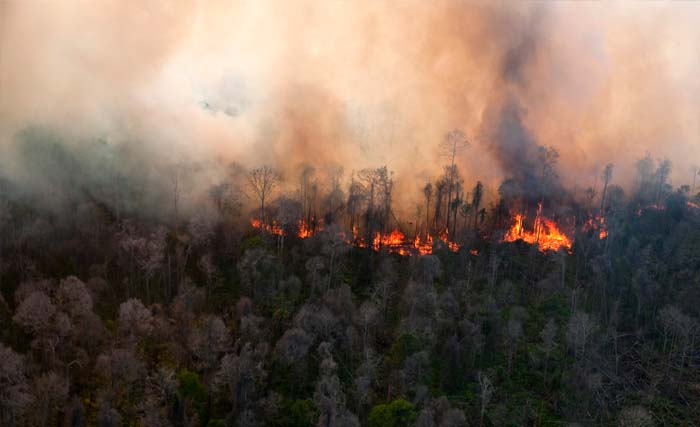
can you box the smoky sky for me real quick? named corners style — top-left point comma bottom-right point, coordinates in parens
top-left (1, 1), bottom-right (699, 213)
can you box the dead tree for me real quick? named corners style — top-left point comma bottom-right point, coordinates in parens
top-left (247, 166), bottom-right (279, 227)
top-left (440, 129), bottom-right (470, 233)
top-left (423, 183), bottom-right (433, 235)
top-left (600, 163), bottom-right (614, 213)
top-left (472, 181), bottom-right (484, 232)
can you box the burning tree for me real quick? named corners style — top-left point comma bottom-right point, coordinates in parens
top-left (247, 166), bottom-right (279, 228)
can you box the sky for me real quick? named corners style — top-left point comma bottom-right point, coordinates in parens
top-left (1, 0), bottom-right (699, 209)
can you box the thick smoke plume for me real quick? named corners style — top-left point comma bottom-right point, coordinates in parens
top-left (1, 1), bottom-right (699, 213)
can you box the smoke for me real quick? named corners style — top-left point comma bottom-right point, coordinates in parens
top-left (1, 1), bottom-right (699, 214)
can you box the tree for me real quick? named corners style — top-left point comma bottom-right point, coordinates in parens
top-left (618, 405), bottom-right (655, 427)
top-left (477, 372), bottom-right (494, 427)
top-left (56, 276), bottom-right (93, 320)
top-left (537, 146), bottom-right (559, 203)
top-left (96, 348), bottom-right (144, 398)
top-left (540, 319), bottom-right (557, 382)
top-left (314, 342), bottom-right (358, 427)
top-left (298, 165), bottom-right (317, 227)
top-left (357, 166), bottom-right (394, 240)
top-left (30, 371), bottom-right (69, 427)
top-left (214, 343), bottom-right (268, 416)
top-left (197, 254), bottom-right (218, 300)
top-left (0, 344), bottom-right (32, 426)
top-left (600, 163), bottom-right (613, 213)
top-left (118, 298), bottom-right (153, 340)
top-left (654, 159), bottom-right (672, 204)
top-left (247, 166), bottom-right (280, 227)
top-left (471, 181), bottom-right (484, 231)
top-left (355, 302), bottom-right (380, 361)
top-left (13, 290), bottom-right (71, 362)
top-left (167, 162), bottom-right (194, 222)
top-left (439, 408), bottom-right (466, 427)
top-left (635, 153), bottom-right (655, 200)
top-left (440, 130), bottom-right (470, 234)
top-left (275, 328), bottom-right (313, 365)
top-left (188, 315), bottom-right (231, 371)
top-left (367, 399), bottom-right (416, 427)
top-left (566, 311), bottom-right (597, 363)
top-left (505, 318), bottom-right (523, 376)
top-left (13, 291), bottom-right (56, 335)
top-left (423, 183), bottom-right (433, 235)
top-left (209, 180), bottom-right (241, 220)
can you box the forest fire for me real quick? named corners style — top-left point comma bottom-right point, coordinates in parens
top-left (297, 220), bottom-right (315, 238)
top-left (503, 206), bottom-right (573, 252)
top-left (583, 216), bottom-right (608, 240)
top-left (250, 218), bottom-right (283, 235)
top-left (251, 219), bottom-right (461, 256)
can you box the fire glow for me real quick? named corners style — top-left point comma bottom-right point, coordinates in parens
top-left (583, 215), bottom-right (608, 240)
top-left (250, 219), bottom-right (461, 256)
top-left (502, 205), bottom-right (573, 252)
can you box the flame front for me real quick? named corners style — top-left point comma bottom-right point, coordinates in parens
top-left (503, 205), bottom-right (572, 252)
top-left (251, 219), bottom-right (461, 256)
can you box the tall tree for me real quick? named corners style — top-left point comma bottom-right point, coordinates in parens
top-left (247, 166), bottom-right (279, 227)
top-left (471, 181), bottom-right (484, 231)
top-left (423, 183), bottom-right (433, 235)
top-left (440, 130), bottom-right (470, 233)
top-left (600, 163), bottom-right (613, 213)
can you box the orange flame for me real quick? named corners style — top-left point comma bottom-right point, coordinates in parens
top-left (251, 219), bottom-right (464, 256)
top-left (582, 215), bottom-right (607, 240)
top-left (503, 204), bottom-right (572, 252)
top-left (298, 220), bottom-right (315, 238)
top-left (250, 218), bottom-right (283, 235)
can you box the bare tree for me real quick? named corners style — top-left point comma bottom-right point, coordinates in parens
top-left (654, 159), bottom-right (672, 205)
top-left (0, 344), bottom-right (32, 426)
top-left (471, 181), bottom-right (484, 232)
top-left (355, 301), bottom-right (380, 361)
top-left (188, 315), bottom-right (231, 371)
top-left (167, 162), bottom-right (194, 222)
top-left (118, 298), bottom-right (153, 340)
top-left (505, 318), bottom-right (523, 376)
top-left (298, 165), bottom-right (317, 227)
top-left (540, 318), bottom-right (557, 383)
top-left (440, 130), bottom-right (470, 234)
top-left (566, 311), bottom-right (597, 363)
top-left (275, 328), bottom-right (313, 365)
top-left (198, 254), bottom-right (218, 300)
top-left (247, 166), bottom-right (279, 227)
top-left (423, 183), bottom-right (433, 235)
top-left (30, 371), bottom-right (69, 427)
top-left (600, 163), bottom-right (614, 213)
top-left (537, 145), bottom-right (559, 204)
top-left (477, 371), bottom-right (494, 427)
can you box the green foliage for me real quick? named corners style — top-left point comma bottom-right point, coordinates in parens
top-left (368, 399), bottom-right (416, 427)
top-left (241, 236), bottom-right (265, 253)
top-left (178, 369), bottom-right (207, 403)
top-left (268, 398), bottom-right (318, 427)
top-left (177, 369), bottom-right (209, 424)
top-left (386, 333), bottom-right (422, 368)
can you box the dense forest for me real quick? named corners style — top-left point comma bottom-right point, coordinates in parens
top-left (1, 129), bottom-right (699, 427)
